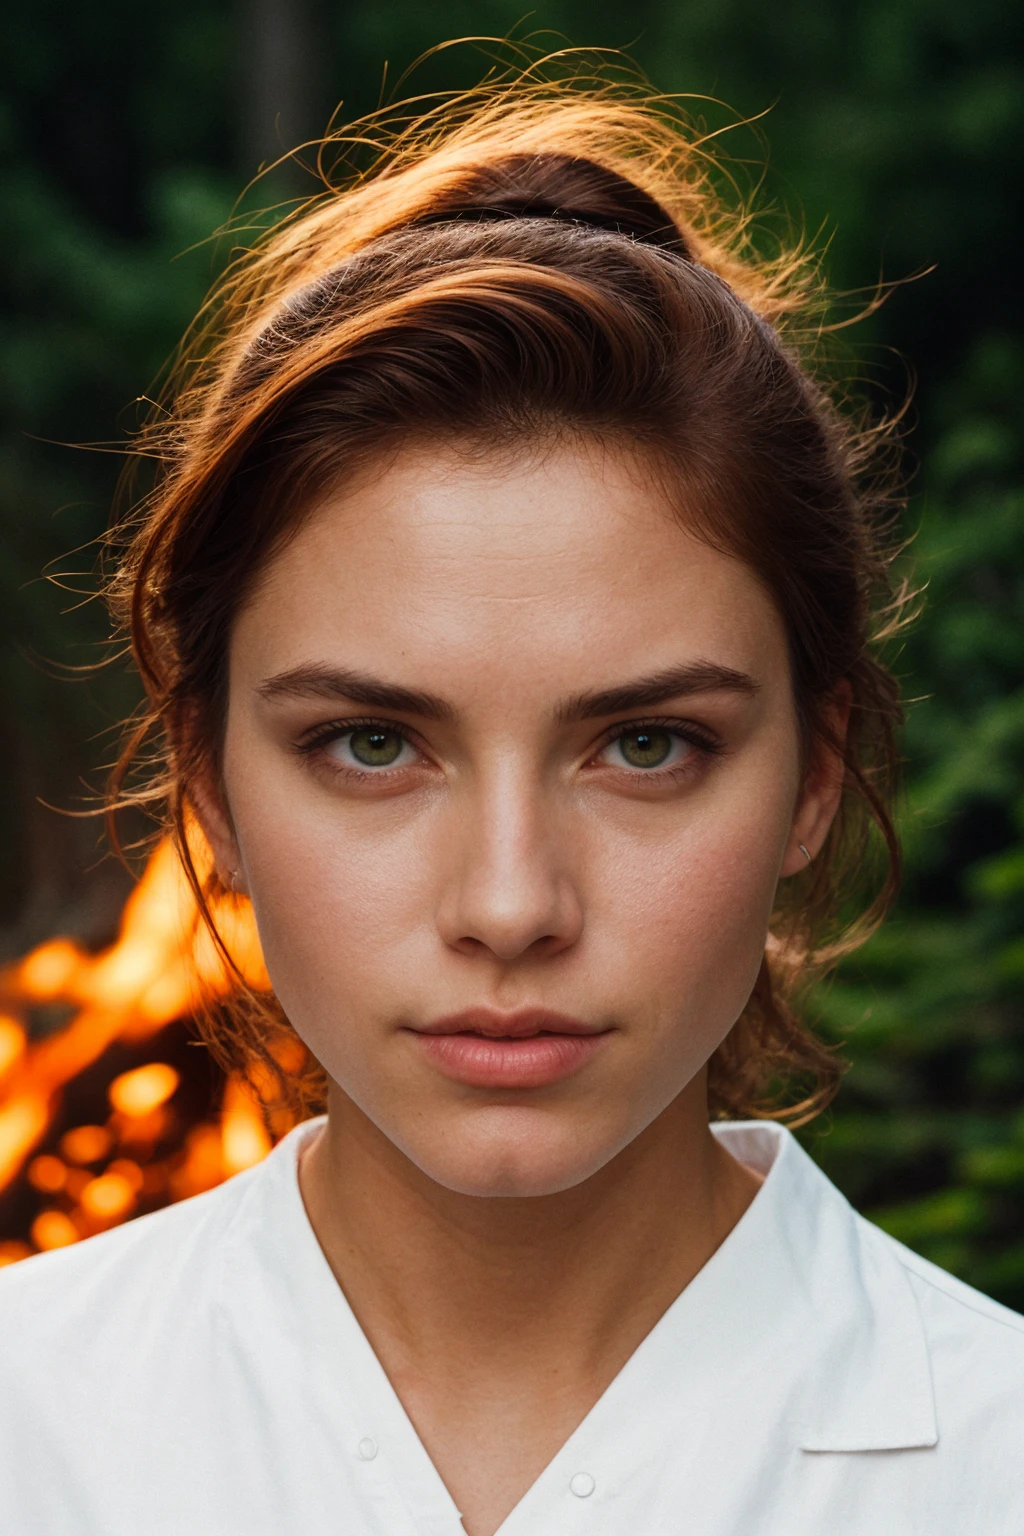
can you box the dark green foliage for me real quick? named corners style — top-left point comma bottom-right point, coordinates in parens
top-left (809, 329), bottom-right (1024, 1305)
top-left (2, 3), bottom-right (1021, 1296)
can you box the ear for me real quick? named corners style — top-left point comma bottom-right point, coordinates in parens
top-left (190, 771), bottom-right (248, 897)
top-left (780, 684), bottom-right (851, 878)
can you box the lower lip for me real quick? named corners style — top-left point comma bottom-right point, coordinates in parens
top-left (409, 1031), bottom-right (610, 1089)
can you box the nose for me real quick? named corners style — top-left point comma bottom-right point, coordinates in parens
top-left (436, 767), bottom-right (584, 963)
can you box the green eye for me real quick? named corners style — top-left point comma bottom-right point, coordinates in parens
top-left (348, 728), bottom-right (405, 767)
top-left (616, 729), bottom-right (674, 769)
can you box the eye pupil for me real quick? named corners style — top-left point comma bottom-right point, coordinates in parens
top-left (619, 729), bottom-right (673, 768)
top-left (349, 728), bottom-right (403, 767)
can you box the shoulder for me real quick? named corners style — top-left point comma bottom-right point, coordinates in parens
top-left (858, 1213), bottom-right (1024, 1433)
top-left (863, 1211), bottom-right (1024, 1345)
top-left (0, 1162), bottom-right (258, 1354)
top-left (893, 1230), bottom-right (1024, 1335)
top-left (0, 1157), bottom-right (301, 1530)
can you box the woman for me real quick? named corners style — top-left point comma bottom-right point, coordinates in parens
top-left (1, 67), bottom-right (1021, 1536)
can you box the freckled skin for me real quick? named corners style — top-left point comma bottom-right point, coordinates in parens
top-left (204, 438), bottom-right (837, 1200)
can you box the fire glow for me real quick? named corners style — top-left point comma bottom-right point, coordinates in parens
top-left (0, 839), bottom-right (285, 1266)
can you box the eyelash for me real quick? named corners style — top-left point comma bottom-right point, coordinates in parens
top-left (295, 716), bottom-right (423, 781)
top-left (296, 715), bottom-right (725, 783)
top-left (596, 716), bottom-right (724, 781)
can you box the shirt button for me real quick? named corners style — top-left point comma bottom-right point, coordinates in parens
top-left (357, 1437), bottom-right (378, 1461)
top-left (569, 1472), bottom-right (595, 1499)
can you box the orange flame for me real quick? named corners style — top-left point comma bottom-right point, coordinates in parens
top-left (221, 1077), bottom-right (273, 1175)
top-left (109, 1063), bottom-right (181, 1118)
top-left (0, 835), bottom-right (280, 1263)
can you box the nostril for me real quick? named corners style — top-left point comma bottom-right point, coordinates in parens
top-left (448, 928), bottom-right (575, 964)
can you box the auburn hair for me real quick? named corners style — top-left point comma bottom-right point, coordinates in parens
top-left (107, 54), bottom-right (908, 1126)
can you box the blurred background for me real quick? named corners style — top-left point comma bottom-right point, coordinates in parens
top-left (1, 3), bottom-right (1022, 1297)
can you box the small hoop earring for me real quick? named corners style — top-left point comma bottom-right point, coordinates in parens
top-left (228, 870), bottom-right (239, 893)
top-left (797, 843), bottom-right (812, 867)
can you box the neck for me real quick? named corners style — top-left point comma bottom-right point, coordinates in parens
top-left (299, 1076), bottom-right (760, 1381)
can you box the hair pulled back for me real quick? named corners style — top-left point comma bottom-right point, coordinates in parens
top-left (108, 56), bottom-right (908, 1125)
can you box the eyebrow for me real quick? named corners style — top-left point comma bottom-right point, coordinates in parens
top-left (256, 665), bottom-right (456, 720)
top-left (257, 659), bottom-right (758, 724)
top-left (554, 662), bottom-right (760, 723)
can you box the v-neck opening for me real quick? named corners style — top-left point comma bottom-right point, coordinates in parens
top-left (247, 1117), bottom-right (791, 1536)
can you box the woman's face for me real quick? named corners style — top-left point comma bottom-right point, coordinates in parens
top-left (211, 438), bottom-right (838, 1196)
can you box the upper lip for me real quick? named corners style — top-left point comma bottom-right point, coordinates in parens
top-left (411, 1008), bottom-right (604, 1039)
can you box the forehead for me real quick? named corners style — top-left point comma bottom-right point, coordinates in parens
top-left (232, 438), bottom-right (788, 688)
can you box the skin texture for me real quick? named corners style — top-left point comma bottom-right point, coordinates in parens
top-left (198, 437), bottom-right (844, 1536)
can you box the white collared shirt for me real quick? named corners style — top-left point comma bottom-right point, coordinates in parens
top-left (1, 1118), bottom-right (1022, 1533)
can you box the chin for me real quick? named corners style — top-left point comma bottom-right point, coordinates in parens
top-left (403, 1107), bottom-right (623, 1199)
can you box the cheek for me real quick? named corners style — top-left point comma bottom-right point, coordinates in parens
top-left (242, 815), bottom-right (433, 1023)
top-left (221, 747), bottom-right (435, 1042)
top-left (594, 776), bottom-right (793, 1030)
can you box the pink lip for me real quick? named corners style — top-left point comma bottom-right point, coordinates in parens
top-left (406, 1008), bottom-right (612, 1089)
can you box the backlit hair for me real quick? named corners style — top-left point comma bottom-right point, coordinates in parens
top-left (107, 53), bottom-right (909, 1125)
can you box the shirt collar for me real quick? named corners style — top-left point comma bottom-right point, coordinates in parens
top-left (711, 1122), bottom-right (938, 1453)
top-left (232, 1115), bottom-right (938, 1463)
